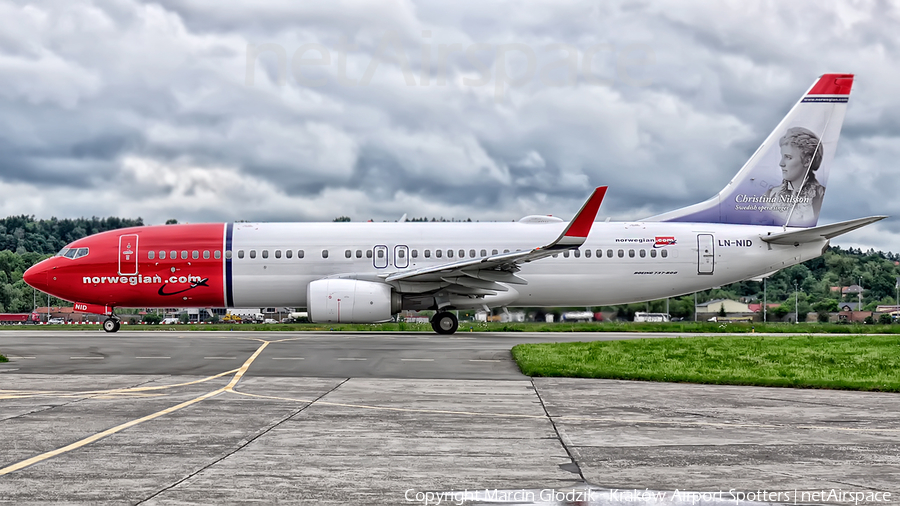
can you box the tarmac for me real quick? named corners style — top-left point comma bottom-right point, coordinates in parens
top-left (0, 331), bottom-right (898, 505)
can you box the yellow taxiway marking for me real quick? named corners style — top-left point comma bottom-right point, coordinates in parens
top-left (0, 342), bottom-right (267, 476)
top-left (0, 368), bottom-right (239, 399)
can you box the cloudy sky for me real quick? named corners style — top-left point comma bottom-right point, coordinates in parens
top-left (2, 1), bottom-right (899, 251)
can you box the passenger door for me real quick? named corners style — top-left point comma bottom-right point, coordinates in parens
top-left (697, 234), bottom-right (714, 275)
top-left (118, 234), bottom-right (139, 276)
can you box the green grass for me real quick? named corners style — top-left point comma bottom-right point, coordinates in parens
top-left (3, 321), bottom-right (900, 333)
top-left (511, 334), bottom-right (900, 391)
top-left (0, 354), bottom-right (6, 363)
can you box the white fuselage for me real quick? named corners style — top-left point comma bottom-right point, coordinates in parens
top-left (229, 221), bottom-right (825, 309)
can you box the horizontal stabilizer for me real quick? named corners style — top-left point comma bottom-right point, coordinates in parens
top-left (760, 216), bottom-right (886, 245)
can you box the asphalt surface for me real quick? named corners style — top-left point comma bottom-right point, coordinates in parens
top-left (0, 331), bottom-right (898, 505)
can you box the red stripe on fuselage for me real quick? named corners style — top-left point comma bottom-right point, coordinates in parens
top-left (31, 224), bottom-right (227, 308)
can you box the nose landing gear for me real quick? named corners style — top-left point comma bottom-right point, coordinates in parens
top-left (102, 316), bottom-right (121, 333)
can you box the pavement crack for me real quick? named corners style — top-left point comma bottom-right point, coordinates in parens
top-left (531, 378), bottom-right (586, 482)
top-left (133, 378), bottom-right (350, 505)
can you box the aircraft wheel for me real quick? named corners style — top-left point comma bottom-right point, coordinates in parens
top-left (431, 312), bottom-right (458, 335)
top-left (103, 318), bottom-right (119, 333)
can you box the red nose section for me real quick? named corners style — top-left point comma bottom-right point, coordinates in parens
top-left (23, 262), bottom-right (49, 292)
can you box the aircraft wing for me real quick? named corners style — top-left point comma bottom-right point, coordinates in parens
top-left (382, 187), bottom-right (607, 294)
top-left (760, 216), bottom-right (887, 245)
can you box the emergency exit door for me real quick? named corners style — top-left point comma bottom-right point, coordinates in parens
top-left (697, 234), bottom-right (714, 275)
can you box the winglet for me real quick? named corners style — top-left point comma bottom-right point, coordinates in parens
top-left (547, 186), bottom-right (607, 248)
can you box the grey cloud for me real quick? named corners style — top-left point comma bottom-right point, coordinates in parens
top-left (1, 0), bottom-right (899, 251)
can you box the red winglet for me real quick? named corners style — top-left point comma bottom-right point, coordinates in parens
top-left (564, 186), bottom-right (607, 238)
top-left (807, 73), bottom-right (854, 95)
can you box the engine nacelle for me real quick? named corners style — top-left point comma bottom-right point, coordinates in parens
top-left (307, 279), bottom-right (401, 323)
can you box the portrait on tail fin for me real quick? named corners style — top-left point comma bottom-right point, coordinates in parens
top-left (762, 127), bottom-right (826, 226)
top-left (643, 73), bottom-right (852, 228)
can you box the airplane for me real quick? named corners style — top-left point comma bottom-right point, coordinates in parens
top-left (23, 73), bottom-right (884, 335)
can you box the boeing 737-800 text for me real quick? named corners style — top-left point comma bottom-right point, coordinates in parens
top-left (23, 73), bottom-right (884, 334)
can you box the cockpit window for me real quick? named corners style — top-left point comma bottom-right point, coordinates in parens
top-left (58, 247), bottom-right (89, 259)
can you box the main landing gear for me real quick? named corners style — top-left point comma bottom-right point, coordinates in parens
top-left (102, 316), bottom-right (120, 333)
top-left (431, 311), bottom-right (459, 335)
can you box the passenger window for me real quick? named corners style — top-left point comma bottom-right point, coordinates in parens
top-left (617, 249), bottom-right (624, 258)
top-left (148, 251), bottom-right (155, 260)
top-left (628, 249), bottom-right (635, 258)
top-left (480, 249), bottom-right (486, 257)
top-left (469, 249), bottom-right (476, 258)
top-left (492, 249), bottom-right (498, 255)
top-left (249, 250), bottom-right (256, 259)
top-left (425, 250), bottom-right (431, 258)
top-left (574, 250), bottom-right (581, 258)
top-left (661, 249), bottom-right (668, 258)
top-left (458, 249), bottom-right (464, 258)
top-left (192, 251), bottom-right (199, 259)
top-left (639, 249), bottom-right (646, 258)
top-left (585, 249), bottom-right (591, 258)
top-left (436, 250), bottom-right (442, 258)
top-left (366, 250), bottom-right (372, 259)
top-left (650, 249), bottom-right (657, 258)
top-left (275, 250), bottom-right (281, 259)
top-left (322, 250), bottom-right (329, 258)
top-left (203, 250), bottom-right (210, 259)
top-left (563, 251), bottom-right (569, 258)
top-left (262, 250), bottom-right (268, 259)
top-left (448, 250), bottom-right (454, 258)
top-left (285, 250), bottom-right (292, 259)
top-left (607, 249), bottom-right (613, 258)
top-left (411, 250), bottom-right (418, 258)
top-left (225, 250), bottom-right (232, 259)
top-left (356, 250), bottom-right (363, 258)
top-left (159, 250), bottom-right (166, 260)
top-left (596, 249), bottom-right (602, 258)
top-left (238, 250), bottom-right (245, 259)
top-left (181, 251), bottom-right (188, 259)
top-left (298, 250), bottom-right (305, 258)
top-left (345, 250), bottom-right (352, 258)
top-left (503, 249), bottom-right (510, 253)
top-left (170, 250), bottom-right (177, 260)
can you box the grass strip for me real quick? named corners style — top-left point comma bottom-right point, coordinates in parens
top-left (0, 354), bottom-right (7, 363)
top-left (511, 334), bottom-right (900, 391)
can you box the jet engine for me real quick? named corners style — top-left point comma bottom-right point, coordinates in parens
top-left (307, 279), bottom-right (401, 323)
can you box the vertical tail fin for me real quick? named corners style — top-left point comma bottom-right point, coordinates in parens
top-left (646, 73), bottom-right (853, 228)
